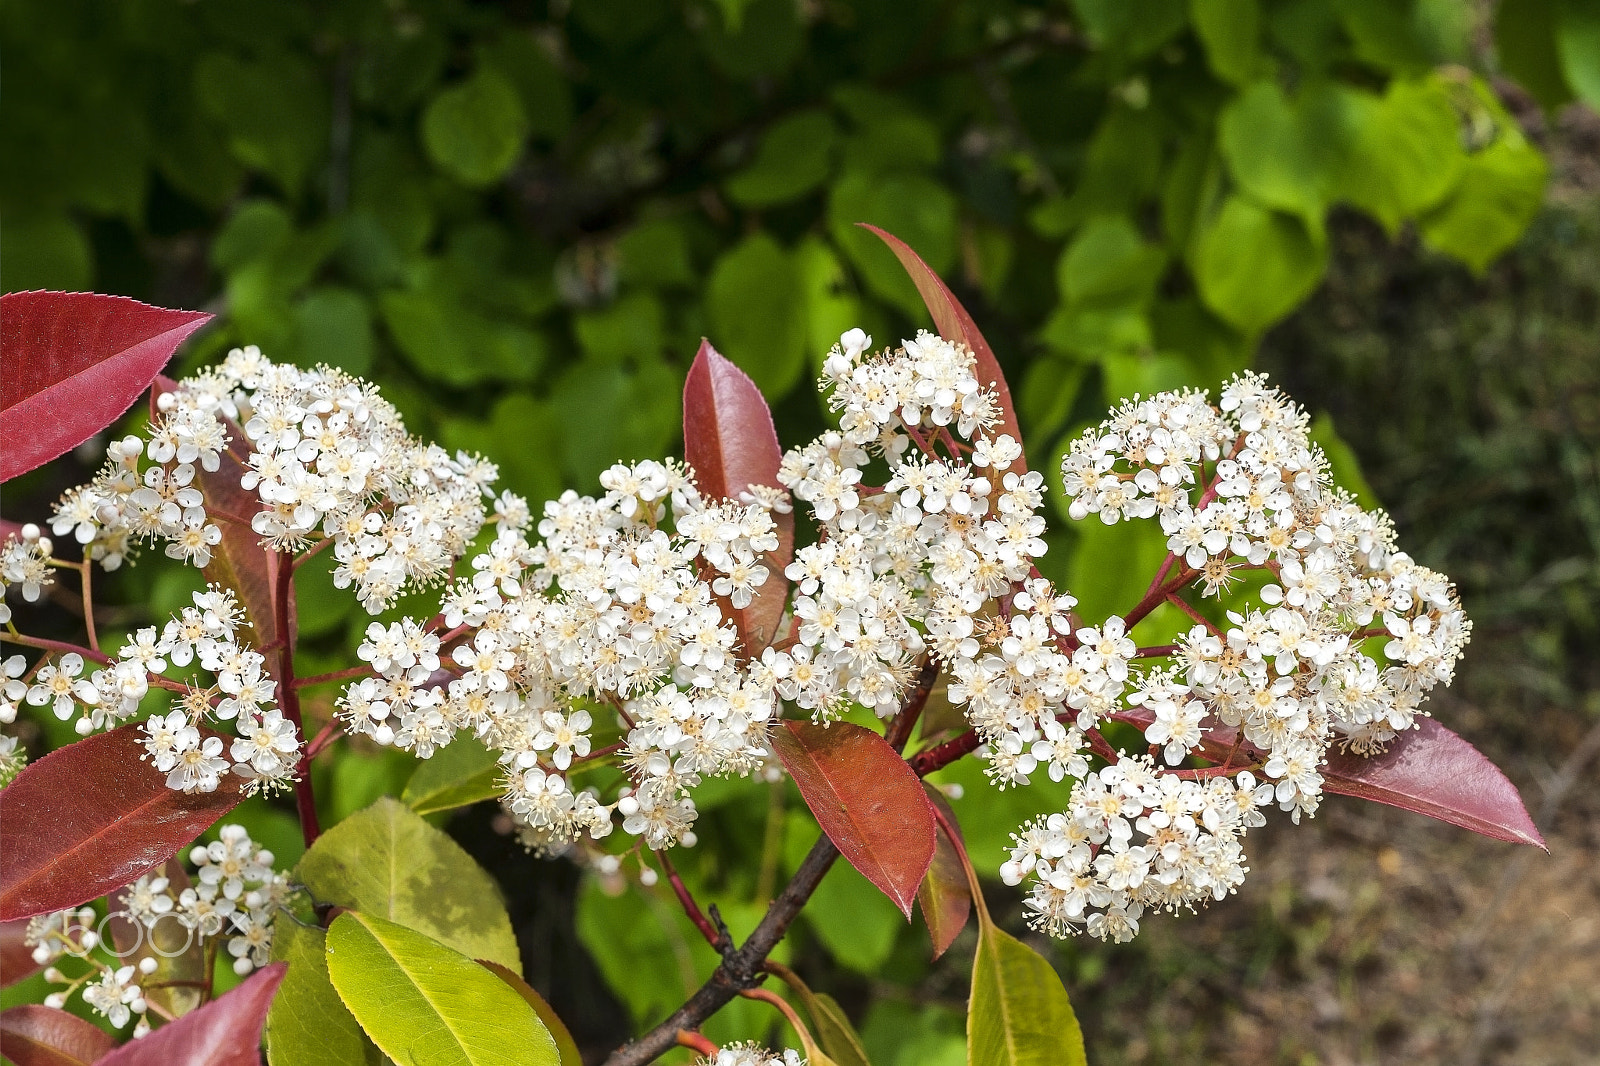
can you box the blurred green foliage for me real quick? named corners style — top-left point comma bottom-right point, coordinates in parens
top-left (1, 0), bottom-right (1578, 1057)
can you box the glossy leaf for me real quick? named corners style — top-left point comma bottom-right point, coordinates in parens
top-left (1190, 196), bottom-right (1326, 335)
top-left (916, 785), bottom-right (972, 959)
top-left (0, 291), bottom-right (210, 482)
top-left (0, 724), bottom-right (243, 921)
top-left (97, 962), bottom-right (285, 1066)
top-left (401, 736), bottom-right (503, 815)
top-left (266, 919), bottom-right (377, 1066)
top-left (968, 924), bottom-right (1088, 1066)
top-left (1322, 716), bottom-right (1545, 850)
top-left (771, 720), bottom-right (936, 918)
top-left (105, 858), bottom-right (204, 1018)
top-left (294, 796), bottom-right (522, 969)
top-left (1, 918), bottom-right (44, 988)
top-left (682, 339), bottom-right (795, 653)
top-left (771, 965), bottom-right (873, 1066)
top-left (325, 912), bottom-right (559, 1066)
top-left (477, 960), bottom-right (583, 1066)
top-left (857, 224), bottom-right (1026, 469)
top-left (0, 1005), bottom-right (115, 1066)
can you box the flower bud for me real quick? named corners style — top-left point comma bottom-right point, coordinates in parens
top-left (233, 957), bottom-right (254, 976)
top-left (79, 930), bottom-right (98, 950)
top-left (138, 957), bottom-right (159, 975)
top-left (638, 867), bottom-right (658, 887)
top-left (44, 993), bottom-right (67, 1009)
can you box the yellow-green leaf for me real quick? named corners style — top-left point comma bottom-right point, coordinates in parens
top-left (402, 736), bottom-right (503, 815)
top-left (266, 918), bottom-right (380, 1066)
top-left (968, 923), bottom-right (1087, 1066)
top-left (326, 912), bottom-right (558, 1066)
top-left (294, 796), bottom-right (522, 971)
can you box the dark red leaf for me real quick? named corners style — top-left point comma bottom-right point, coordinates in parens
top-left (772, 720), bottom-right (936, 918)
top-left (0, 292), bottom-right (211, 483)
top-left (854, 225), bottom-right (1026, 470)
top-left (476, 960), bottom-right (583, 1066)
top-left (0, 725), bottom-right (243, 921)
top-left (151, 379), bottom-right (282, 672)
top-left (916, 784), bottom-right (971, 959)
top-left (682, 340), bottom-right (794, 653)
top-left (1322, 717), bottom-right (1546, 850)
top-left (2, 918), bottom-right (45, 988)
top-left (0, 1006), bottom-right (115, 1066)
top-left (96, 962), bottom-right (285, 1066)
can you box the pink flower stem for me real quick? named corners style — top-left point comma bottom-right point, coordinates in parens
top-left (274, 550), bottom-right (321, 846)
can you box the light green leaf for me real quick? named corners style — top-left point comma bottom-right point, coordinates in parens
top-left (326, 912), bottom-right (558, 1066)
top-left (477, 961), bottom-right (583, 1066)
top-left (439, 393), bottom-right (565, 509)
top-left (1218, 81), bottom-right (1343, 225)
top-left (295, 796), bottom-right (522, 971)
top-left (379, 285), bottom-right (547, 386)
top-left (1335, 79), bottom-right (1467, 231)
top-left (707, 232), bottom-right (808, 397)
top-left (212, 200), bottom-right (293, 273)
top-left (726, 110), bottom-right (837, 207)
top-left (796, 235), bottom-right (867, 374)
top-left (1418, 130), bottom-right (1548, 274)
top-left (421, 69), bottom-right (529, 187)
top-left (1190, 0), bottom-right (1260, 84)
top-left (1556, 0), bottom-right (1600, 109)
top-left (1336, 0), bottom-right (1435, 72)
top-left (803, 855), bottom-right (902, 974)
top-left (968, 923), bottom-right (1087, 1066)
top-left (267, 918), bottom-right (380, 1066)
top-left (1056, 215), bottom-right (1167, 309)
top-left (403, 736), bottom-right (503, 816)
top-left (1190, 196), bottom-right (1326, 335)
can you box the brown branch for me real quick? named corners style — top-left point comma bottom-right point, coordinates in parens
top-left (275, 550), bottom-right (321, 846)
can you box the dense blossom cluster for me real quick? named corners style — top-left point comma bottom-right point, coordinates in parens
top-left (0, 337), bottom-right (1471, 948)
top-left (696, 1043), bottom-right (805, 1066)
top-left (25, 825), bottom-right (282, 1037)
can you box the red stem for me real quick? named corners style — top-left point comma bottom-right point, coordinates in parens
top-left (656, 849), bottom-right (723, 951)
top-left (293, 664), bottom-right (374, 690)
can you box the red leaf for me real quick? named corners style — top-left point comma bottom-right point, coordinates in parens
top-left (0, 292), bottom-right (210, 483)
top-left (96, 962), bottom-right (285, 1066)
top-left (1322, 717), bottom-right (1546, 850)
top-left (916, 784), bottom-right (972, 959)
top-left (854, 225), bottom-right (1026, 470)
top-left (151, 378), bottom-right (282, 671)
top-left (771, 720), bottom-right (936, 918)
top-left (2, 918), bottom-right (45, 988)
top-left (476, 960), bottom-right (583, 1066)
top-left (0, 725), bottom-right (243, 921)
top-left (0, 1005), bottom-right (115, 1066)
top-left (682, 340), bottom-right (794, 653)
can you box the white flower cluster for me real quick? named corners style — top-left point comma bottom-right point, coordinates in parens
top-left (26, 824), bottom-right (284, 1037)
top-left (989, 374), bottom-right (1473, 940)
top-left (126, 587), bottom-right (300, 794)
top-left (696, 1042), bottom-right (806, 1066)
top-left (0, 524), bottom-right (55, 623)
top-left (40, 346), bottom-right (501, 614)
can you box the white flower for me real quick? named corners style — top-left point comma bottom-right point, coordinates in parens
top-left (27, 654), bottom-right (99, 720)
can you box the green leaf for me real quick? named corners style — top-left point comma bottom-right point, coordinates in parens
top-left (1334, 78), bottom-right (1467, 232)
top-left (293, 288), bottom-right (374, 376)
top-left (574, 291), bottom-right (665, 363)
top-left (1069, 0), bottom-right (1189, 57)
top-left (1556, 0), bottom-right (1600, 109)
top-left (707, 233), bottom-right (808, 397)
top-left (575, 876), bottom-right (705, 1027)
top-left (421, 69), bottom-right (529, 187)
top-left (212, 200), bottom-right (293, 274)
top-left (1056, 215), bottom-right (1167, 309)
top-left (0, 213), bottom-right (91, 293)
top-left (796, 235), bottom-right (867, 373)
top-left (326, 912), bottom-right (558, 1066)
top-left (829, 171), bottom-right (958, 319)
top-left (379, 285), bottom-right (547, 387)
top-left (699, 0), bottom-right (804, 81)
top-left (1218, 81), bottom-right (1343, 225)
top-left (476, 961), bottom-right (583, 1066)
top-left (804, 855), bottom-right (904, 973)
top-left (294, 796), bottom-right (523, 971)
top-left (478, 34), bottom-right (573, 140)
top-left (616, 219), bottom-right (696, 290)
top-left (439, 394), bottom-right (566, 510)
top-left (833, 86), bottom-right (941, 175)
top-left (402, 736), bottom-right (503, 816)
top-left (1189, 196), bottom-right (1326, 335)
top-left (1309, 412), bottom-right (1379, 509)
top-left (968, 923), bottom-right (1087, 1066)
top-left (194, 51), bottom-right (328, 197)
top-left (1190, 0), bottom-right (1260, 84)
top-left (726, 110), bottom-right (838, 207)
top-left (1495, 0), bottom-right (1575, 111)
top-left (772, 965), bottom-right (874, 1066)
top-left (1418, 129), bottom-right (1548, 274)
top-left (1336, 0), bottom-right (1436, 72)
top-left (266, 918), bottom-right (379, 1066)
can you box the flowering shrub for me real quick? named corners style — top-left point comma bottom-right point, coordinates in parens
top-left (0, 237), bottom-right (1543, 1066)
